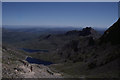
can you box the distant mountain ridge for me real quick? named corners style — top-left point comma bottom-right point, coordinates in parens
top-left (65, 27), bottom-right (101, 39)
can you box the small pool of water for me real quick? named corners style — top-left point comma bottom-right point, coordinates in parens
top-left (20, 48), bottom-right (48, 53)
top-left (26, 57), bottom-right (53, 65)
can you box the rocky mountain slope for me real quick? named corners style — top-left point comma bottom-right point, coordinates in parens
top-left (2, 46), bottom-right (62, 78)
top-left (100, 18), bottom-right (120, 45)
top-left (51, 18), bottom-right (120, 78)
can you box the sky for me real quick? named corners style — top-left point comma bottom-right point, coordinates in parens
top-left (2, 2), bottom-right (118, 29)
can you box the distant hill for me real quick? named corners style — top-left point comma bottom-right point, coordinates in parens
top-left (2, 27), bottom-right (81, 45)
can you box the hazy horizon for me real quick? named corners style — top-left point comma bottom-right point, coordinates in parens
top-left (2, 2), bottom-right (118, 29)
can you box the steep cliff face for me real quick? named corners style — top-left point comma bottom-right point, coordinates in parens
top-left (100, 18), bottom-right (120, 45)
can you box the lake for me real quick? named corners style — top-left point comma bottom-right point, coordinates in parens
top-left (20, 48), bottom-right (48, 53)
top-left (21, 48), bottom-right (52, 65)
top-left (26, 57), bottom-right (53, 65)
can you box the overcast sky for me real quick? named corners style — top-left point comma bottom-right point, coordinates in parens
top-left (2, 2), bottom-right (118, 29)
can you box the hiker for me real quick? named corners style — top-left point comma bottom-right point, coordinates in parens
top-left (30, 66), bottom-right (33, 72)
